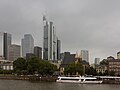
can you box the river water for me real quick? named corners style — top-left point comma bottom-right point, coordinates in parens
top-left (0, 80), bottom-right (120, 90)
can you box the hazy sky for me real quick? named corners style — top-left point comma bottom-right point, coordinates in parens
top-left (0, 0), bottom-right (120, 63)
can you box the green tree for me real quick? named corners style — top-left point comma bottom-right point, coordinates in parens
top-left (39, 60), bottom-right (57, 75)
top-left (13, 57), bottom-right (57, 75)
top-left (85, 67), bottom-right (97, 76)
top-left (64, 62), bottom-right (83, 75)
top-left (100, 59), bottom-right (108, 65)
top-left (27, 57), bottom-right (40, 74)
top-left (13, 58), bottom-right (27, 74)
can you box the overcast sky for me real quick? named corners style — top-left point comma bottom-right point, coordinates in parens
top-left (0, 0), bottom-right (120, 63)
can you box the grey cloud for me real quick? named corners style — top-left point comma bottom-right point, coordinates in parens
top-left (0, 0), bottom-right (120, 63)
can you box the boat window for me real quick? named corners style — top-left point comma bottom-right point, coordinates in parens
top-left (61, 78), bottom-right (79, 81)
top-left (85, 79), bottom-right (96, 81)
top-left (81, 79), bottom-right (84, 81)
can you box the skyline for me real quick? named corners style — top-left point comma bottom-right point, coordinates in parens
top-left (0, 0), bottom-right (120, 63)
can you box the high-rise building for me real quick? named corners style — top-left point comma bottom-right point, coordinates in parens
top-left (57, 39), bottom-right (61, 60)
top-left (0, 32), bottom-right (12, 60)
top-left (94, 58), bottom-right (100, 65)
top-left (21, 34), bottom-right (34, 57)
top-left (34, 46), bottom-right (42, 59)
top-left (43, 16), bottom-right (58, 60)
top-left (61, 52), bottom-right (76, 64)
top-left (81, 50), bottom-right (89, 62)
top-left (8, 44), bottom-right (20, 61)
top-left (0, 32), bottom-right (3, 57)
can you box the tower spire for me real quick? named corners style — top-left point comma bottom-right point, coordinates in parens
top-left (43, 15), bottom-right (46, 21)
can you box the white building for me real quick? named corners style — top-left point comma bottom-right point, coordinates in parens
top-left (0, 63), bottom-right (13, 70)
top-left (21, 34), bottom-right (34, 57)
top-left (81, 50), bottom-right (89, 62)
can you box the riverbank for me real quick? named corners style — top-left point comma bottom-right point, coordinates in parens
top-left (0, 74), bottom-right (57, 82)
top-left (0, 75), bottom-right (120, 84)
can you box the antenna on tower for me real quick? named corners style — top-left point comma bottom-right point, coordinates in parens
top-left (42, 11), bottom-right (47, 21)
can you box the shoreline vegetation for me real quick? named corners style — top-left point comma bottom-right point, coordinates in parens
top-left (0, 75), bottom-right (120, 84)
top-left (0, 74), bottom-right (57, 82)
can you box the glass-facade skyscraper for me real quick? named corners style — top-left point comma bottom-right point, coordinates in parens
top-left (34, 46), bottom-right (42, 59)
top-left (0, 32), bottom-right (12, 60)
top-left (21, 34), bottom-right (34, 57)
top-left (43, 16), bottom-right (60, 60)
top-left (57, 39), bottom-right (61, 60)
top-left (81, 50), bottom-right (89, 62)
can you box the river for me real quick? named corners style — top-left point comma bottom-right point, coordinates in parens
top-left (0, 80), bottom-right (120, 90)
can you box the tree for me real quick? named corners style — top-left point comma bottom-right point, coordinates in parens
top-left (27, 57), bottom-right (40, 74)
top-left (38, 60), bottom-right (57, 75)
top-left (13, 58), bottom-right (27, 74)
top-left (64, 62), bottom-right (83, 75)
top-left (13, 57), bottom-right (57, 75)
top-left (85, 67), bottom-right (97, 76)
top-left (100, 59), bottom-right (108, 65)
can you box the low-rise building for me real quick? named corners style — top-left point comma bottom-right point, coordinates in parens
top-left (108, 59), bottom-right (120, 75)
top-left (0, 62), bottom-right (13, 70)
top-left (96, 65), bottom-right (107, 74)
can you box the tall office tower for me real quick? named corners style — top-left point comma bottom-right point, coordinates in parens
top-left (81, 50), bottom-right (89, 62)
top-left (57, 39), bottom-right (61, 60)
top-left (34, 46), bottom-right (42, 59)
top-left (0, 32), bottom-right (3, 57)
top-left (94, 58), bottom-right (100, 65)
top-left (43, 16), bottom-right (58, 60)
top-left (21, 34), bottom-right (34, 57)
top-left (0, 32), bottom-right (12, 60)
top-left (8, 44), bottom-right (20, 61)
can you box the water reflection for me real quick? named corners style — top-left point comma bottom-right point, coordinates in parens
top-left (0, 80), bottom-right (120, 90)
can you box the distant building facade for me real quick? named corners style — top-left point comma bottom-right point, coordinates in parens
top-left (61, 52), bottom-right (76, 65)
top-left (94, 58), bottom-right (100, 65)
top-left (8, 44), bottom-right (20, 61)
top-left (108, 59), bottom-right (120, 75)
top-left (43, 16), bottom-right (60, 60)
top-left (0, 63), bottom-right (13, 70)
top-left (57, 39), bottom-right (61, 60)
top-left (34, 46), bottom-right (42, 59)
top-left (21, 34), bottom-right (34, 57)
top-left (0, 32), bottom-right (12, 60)
top-left (26, 53), bottom-right (35, 60)
top-left (81, 50), bottom-right (89, 62)
top-left (96, 65), bottom-right (107, 74)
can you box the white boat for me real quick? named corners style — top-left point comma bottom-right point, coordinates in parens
top-left (56, 76), bottom-right (103, 84)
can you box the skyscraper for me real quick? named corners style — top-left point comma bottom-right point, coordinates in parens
top-left (43, 16), bottom-right (58, 60)
top-left (0, 32), bottom-right (12, 60)
top-left (34, 46), bottom-right (42, 59)
top-left (0, 32), bottom-right (3, 57)
top-left (81, 50), bottom-right (89, 62)
top-left (8, 44), bottom-right (20, 61)
top-left (21, 34), bottom-right (34, 57)
top-left (94, 58), bottom-right (100, 65)
top-left (57, 39), bottom-right (61, 60)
